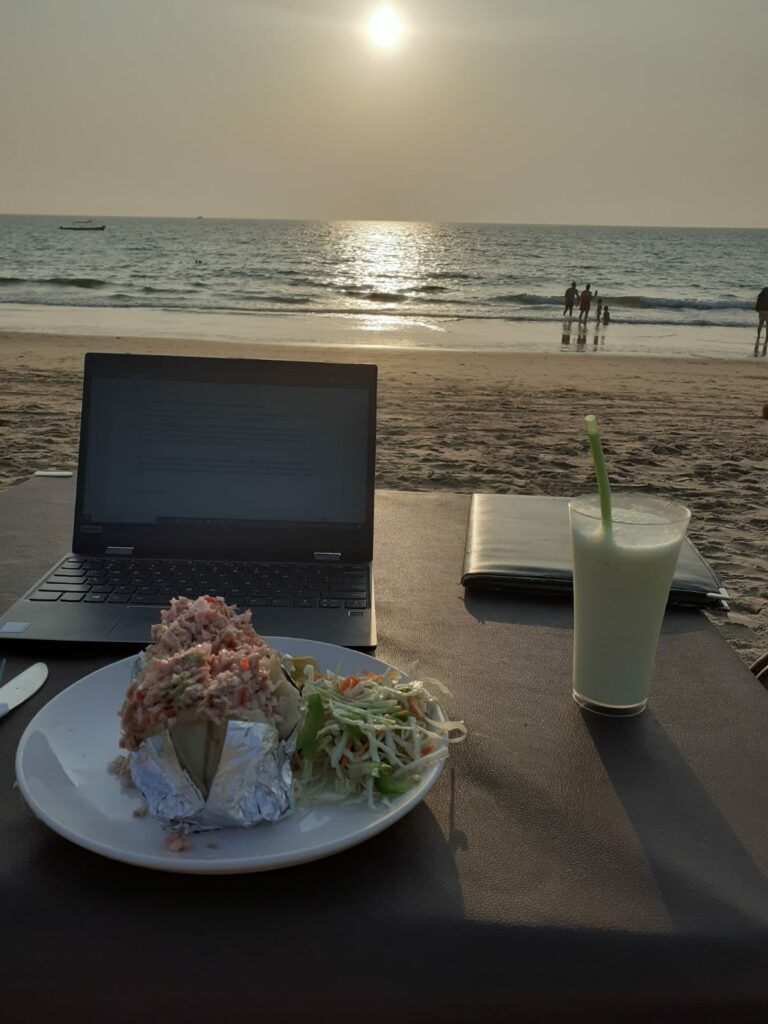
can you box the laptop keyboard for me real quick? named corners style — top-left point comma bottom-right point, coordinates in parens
top-left (30, 557), bottom-right (370, 610)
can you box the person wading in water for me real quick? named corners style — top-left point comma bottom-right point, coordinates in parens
top-left (563, 281), bottom-right (578, 316)
top-left (578, 283), bottom-right (593, 325)
top-left (755, 286), bottom-right (768, 356)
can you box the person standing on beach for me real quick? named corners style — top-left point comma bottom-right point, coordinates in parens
top-left (602, 305), bottom-right (610, 325)
top-left (755, 287), bottom-right (768, 356)
top-left (578, 283), bottom-right (593, 325)
top-left (564, 281), bottom-right (578, 317)
top-left (594, 292), bottom-right (603, 323)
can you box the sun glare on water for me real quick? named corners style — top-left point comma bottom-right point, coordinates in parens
top-left (367, 5), bottom-right (404, 49)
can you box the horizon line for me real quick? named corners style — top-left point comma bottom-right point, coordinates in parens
top-left (1, 212), bottom-right (766, 232)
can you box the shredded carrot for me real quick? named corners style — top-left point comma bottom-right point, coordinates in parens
top-left (421, 743), bottom-right (435, 755)
top-left (239, 657), bottom-right (250, 671)
top-left (339, 676), bottom-right (359, 692)
top-left (408, 697), bottom-right (425, 719)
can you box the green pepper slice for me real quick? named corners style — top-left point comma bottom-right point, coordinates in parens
top-left (374, 772), bottom-right (413, 797)
top-left (296, 695), bottom-right (325, 759)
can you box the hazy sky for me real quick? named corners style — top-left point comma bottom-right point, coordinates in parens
top-left (1, 0), bottom-right (766, 226)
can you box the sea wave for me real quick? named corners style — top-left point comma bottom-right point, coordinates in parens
top-left (0, 275), bottom-right (107, 289)
top-left (140, 285), bottom-right (187, 294)
top-left (1, 292), bottom-right (754, 329)
top-left (340, 287), bottom-right (406, 302)
top-left (1, 272), bottom-right (754, 316)
top-left (42, 276), bottom-right (107, 289)
top-left (251, 293), bottom-right (312, 305)
top-left (426, 270), bottom-right (480, 281)
top-left (489, 291), bottom-right (755, 311)
top-left (605, 294), bottom-right (754, 311)
top-left (490, 293), bottom-right (561, 306)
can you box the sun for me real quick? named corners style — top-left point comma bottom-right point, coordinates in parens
top-left (367, 5), bottom-right (404, 49)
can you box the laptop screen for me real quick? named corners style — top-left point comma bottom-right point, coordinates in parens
top-left (74, 353), bottom-right (377, 561)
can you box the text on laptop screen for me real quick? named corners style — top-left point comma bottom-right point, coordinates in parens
top-left (80, 376), bottom-right (370, 527)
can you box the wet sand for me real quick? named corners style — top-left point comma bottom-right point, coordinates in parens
top-left (1, 329), bottom-right (766, 668)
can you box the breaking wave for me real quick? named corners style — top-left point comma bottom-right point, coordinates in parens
top-left (0, 275), bottom-right (107, 288)
top-left (491, 292), bottom-right (754, 312)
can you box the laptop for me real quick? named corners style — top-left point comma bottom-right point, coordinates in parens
top-left (0, 352), bottom-right (377, 648)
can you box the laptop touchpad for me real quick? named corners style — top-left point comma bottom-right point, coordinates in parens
top-left (108, 606), bottom-right (164, 643)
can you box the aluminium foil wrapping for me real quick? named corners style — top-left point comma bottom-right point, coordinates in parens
top-left (129, 719), bottom-right (295, 833)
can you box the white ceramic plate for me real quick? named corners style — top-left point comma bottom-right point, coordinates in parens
top-left (15, 638), bottom-right (445, 874)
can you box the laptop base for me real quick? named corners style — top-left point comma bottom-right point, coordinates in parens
top-left (0, 593), bottom-right (376, 650)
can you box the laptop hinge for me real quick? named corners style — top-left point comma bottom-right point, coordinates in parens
top-left (314, 551), bottom-right (341, 561)
top-left (105, 546), bottom-right (134, 556)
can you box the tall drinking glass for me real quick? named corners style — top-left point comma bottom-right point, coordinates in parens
top-left (569, 493), bottom-right (691, 716)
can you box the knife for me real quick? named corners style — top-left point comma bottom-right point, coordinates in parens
top-left (0, 663), bottom-right (48, 718)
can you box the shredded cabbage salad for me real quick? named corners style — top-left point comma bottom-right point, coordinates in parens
top-left (284, 657), bottom-right (467, 807)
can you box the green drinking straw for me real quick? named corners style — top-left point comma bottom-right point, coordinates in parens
top-left (584, 414), bottom-right (613, 534)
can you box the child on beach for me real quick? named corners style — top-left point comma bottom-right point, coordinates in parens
top-left (602, 306), bottom-right (610, 325)
top-left (594, 293), bottom-right (603, 323)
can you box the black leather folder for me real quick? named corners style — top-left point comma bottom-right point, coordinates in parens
top-left (461, 493), bottom-right (729, 609)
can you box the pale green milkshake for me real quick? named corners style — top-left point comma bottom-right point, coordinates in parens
top-left (570, 493), bottom-right (691, 715)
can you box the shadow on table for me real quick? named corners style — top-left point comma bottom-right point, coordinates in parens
top-left (463, 592), bottom-right (713, 646)
top-left (20, 776), bottom-right (465, 921)
top-left (583, 709), bottom-right (768, 935)
top-left (463, 589), bottom-right (574, 630)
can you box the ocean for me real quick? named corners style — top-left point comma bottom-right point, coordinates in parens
top-left (1, 215), bottom-right (764, 333)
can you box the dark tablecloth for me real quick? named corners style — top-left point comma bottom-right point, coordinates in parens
top-left (1, 476), bottom-right (767, 1023)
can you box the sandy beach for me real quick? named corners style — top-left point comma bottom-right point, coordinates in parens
top-left (1, 328), bottom-right (766, 669)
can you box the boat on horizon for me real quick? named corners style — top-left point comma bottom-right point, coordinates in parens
top-left (59, 220), bottom-right (106, 231)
